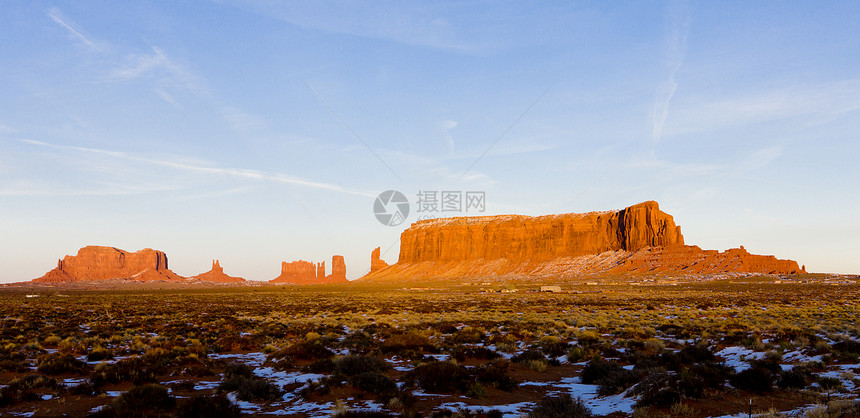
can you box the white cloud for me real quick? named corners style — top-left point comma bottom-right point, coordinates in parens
top-left (651, 0), bottom-right (691, 148)
top-left (16, 139), bottom-right (375, 197)
top-left (664, 79), bottom-right (860, 136)
top-left (440, 119), bottom-right (457, 155)
top-left (218, 1), bottom-right (482, 53)
top-left (47, 7), bottom-right (101, 51)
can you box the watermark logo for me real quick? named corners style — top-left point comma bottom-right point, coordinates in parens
top-left (374, 190), bottom-right (410, 226)
top-left (375, 189), bottom-right (487, 226)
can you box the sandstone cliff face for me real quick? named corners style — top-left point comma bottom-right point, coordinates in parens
top-left (359, 201), bottom-right (802, 282)
top-left (192, 260), bottom-right (245, 283)
top-left (270, 256), bottom-right (348, 284)
top-left (398, 201), bottom-right (683, 263)
top-left (330, 255), bottom-right (346, 280)
top-left (370, 247), bottom-right (389, 272)
top-left (34, 246), bottom-right (185, 282)
top-left (271, 260), bottom-right (317, 283)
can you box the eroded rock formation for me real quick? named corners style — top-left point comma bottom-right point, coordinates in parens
top-left (34, 246), bottom-right (185, 282)
top-left (398, 201), bottom-right (683, 263)
top-left (270, 256), bottom-right (348, 284)
top-left (329, 255), bottom-right (346, 280)
top-left (271, 260), bottom-right (317, 283)
top-left (192, 260), bottom-right (245, 283)
top-left (359, 201), bottom-right (803, 282)
top-left (370, 247), bottom-right (389, 272)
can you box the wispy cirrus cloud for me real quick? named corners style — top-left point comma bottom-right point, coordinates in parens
top-left (651, 0), bottom-right (691, 149)
top-left (15, 139), bottom-right (375, 197)
top-left (663, 79), bottom-right (860, 137)
top-left (47, 7), bottom-right (102, 51)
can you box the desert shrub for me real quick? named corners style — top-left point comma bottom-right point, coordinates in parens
top-left (305, 358), bottom-right (335, 373)
top-left (334, 355), bottom-right (389, 376)
top-left (219, 373), bottom-right (281, 401)
top-left (176, 394), bottom-right (241, 418)
top-left (452, 345), bottom-right (501, 361)
top-left (539, 337), bottom-right (570, 358)
top-left (818, 376), bottom-right (843, 391)
top-left (577, 330), bottom-right (601, 345)
top-left (113, 384), bottom-right (176, 412)
top-left (528, 394), bottom-right (592, 418)
top-left (581, 358), bottom-right (638, 395)
top-left (87, 346), bottom-right (113, 362)
top-left (566, 346), bottom-right (592, 363)
top-left (777, 367), bottom-right (808, 389)
top-left (410, 361), bottom-right (471, 393)
top-left (474, 361), bottom-right (518, 391)
top-left (381, 333), bottom-right (433, 353)
top-left (70, 381), bottom-right (97, 396)
top-left (340, 331), bottom-right (376, 354)
top-left (467, 382), bottom-right (487, 399)
top-left (0, 359), bottom-right (27, 373)
top-left (182, 363), bottom-right (215, 377)
top-left (37, 352), bottom-right (87, 375)
top-left (678, 342), bottom-right (715, 363)
top-left (334, 411), bottom-right (395, 418)
top-left (223, 363), bottom-right (253, 379)
top-left (434, 323), bottom-right (459, 334)
top-left (274, 340), bottom-right (334, 360)
top-left (512, 349), bottom-right (546, 365)
top-left (431, 408), bottom-right (502, 418)
top-left (453, 327), bottom-right (485, 344)
top-left (634, 372), bottom-right (681, 408)
top-left (643, 338), bottom-right (666, 353)
top-left (349, 372), bottom-right (398, 397)
top-left (832, 339), bottom-right (860, 354)
top-left (730, 366), bottom-right (773, 393)
top-left (0, 374), bottom-right (61, 406)
top-left (678, 363), bottom-right (730, 397)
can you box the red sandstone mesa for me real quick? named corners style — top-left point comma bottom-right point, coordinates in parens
top-left (270, 255), bottom-right (348, 284)
top-left (192, 260), bottom-right (245, 283)
top-left (359, 201), bottom-right (803, 282)
top-left (34, 246), bottom-right (185, 282)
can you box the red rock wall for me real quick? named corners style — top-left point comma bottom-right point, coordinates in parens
top-left (34, 246), bottom-right (184, 282)
top-left (329, 255), bottom-right (346, 280)
top-left (358, 201), bottom-right (803, 282)
top-left (370, 247), bottom-right (389, 272)
top-left (271, 260), bottom-right (317, 283)
top-left (398, 201), bottom-right (684, 263)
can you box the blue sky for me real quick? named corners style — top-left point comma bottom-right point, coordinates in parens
top-left (1, 1), bottom-right (858, 282)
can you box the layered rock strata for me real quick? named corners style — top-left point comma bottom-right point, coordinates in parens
top-left (270, 256), bottom-right (348, 284)
top-left (359, 201), bottom-right (803, 282)
top-left (34, 246), bottom-right (185, 282)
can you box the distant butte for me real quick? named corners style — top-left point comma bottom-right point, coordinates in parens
top-left (270, 255), bottom-right (348, 285)
top-left (34, 246), bottom-right (185, 283)
top-left (358, 201), bottom-right (804, 282)
top-left (192, 260), bottom-right (244, 283)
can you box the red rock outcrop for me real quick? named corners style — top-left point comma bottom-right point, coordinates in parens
top-left (192, 260), bottom-right (245, 283)
top-left (271, 260), bottom-right (318, 284)
top-left (34, 246), bottom-right (185, 282)
top-left (370, 247), bottom-right (389, 272)
top-left (329, 255), bottom-right (346, 281)
top-left (270, 256), bottom-right (348, 284)
top-left (608, 245), bottom-right (803, 275)
top-left (359, 201), bottom-right (803, 282)
top-left (398, 201), bottom-right (683, 263)
top-left (317, 262), bottom-right (325, 279)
